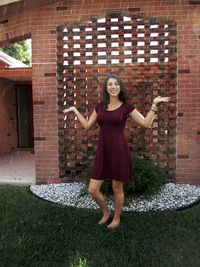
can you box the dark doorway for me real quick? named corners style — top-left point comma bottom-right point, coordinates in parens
top-left (16, 84), bottom-right (34, 148)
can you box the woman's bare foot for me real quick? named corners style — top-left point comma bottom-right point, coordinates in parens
top-left (107, 219), bottom-right (120, 229)
top-left (98, 212), bottom-right (110, 225)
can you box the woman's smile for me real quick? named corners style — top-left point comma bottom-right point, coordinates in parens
top-left (107, 78), bottom-right (120, 96)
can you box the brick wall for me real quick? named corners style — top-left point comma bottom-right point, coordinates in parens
top-left (57, 13), bottom-right (177, 182)
top-left (0, 78), bottom-right (17, 155)
top-left (0, 0), bottom-right (199, 184)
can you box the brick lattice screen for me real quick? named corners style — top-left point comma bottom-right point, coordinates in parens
top-left (57, 12), bottom-right (177, 182)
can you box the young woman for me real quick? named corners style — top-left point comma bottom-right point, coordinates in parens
top-left (63, 73), bottom-right (170, 229)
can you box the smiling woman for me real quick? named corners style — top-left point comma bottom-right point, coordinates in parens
top-left (63, 73), bottom-right (170, 229)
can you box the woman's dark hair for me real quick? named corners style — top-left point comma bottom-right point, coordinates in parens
top-left (102, 73), bottom-right (129, 107)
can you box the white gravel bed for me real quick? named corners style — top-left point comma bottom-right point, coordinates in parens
top-left (30, 182), bottom-right (200, 212)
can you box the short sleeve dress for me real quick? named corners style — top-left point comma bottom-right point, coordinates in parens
top-left (92, 102), bottom-right (135, 183)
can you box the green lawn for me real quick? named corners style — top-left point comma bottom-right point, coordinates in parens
top-left (0, 185), bottom-right (200, 267)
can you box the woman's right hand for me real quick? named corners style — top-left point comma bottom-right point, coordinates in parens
top-left (63, 106), bottom-right (75, 114)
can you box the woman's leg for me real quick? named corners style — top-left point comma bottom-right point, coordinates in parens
top-left (107, 180), bottom-right (124, 229)
top-left (88, 179), bottom-right (110, 224)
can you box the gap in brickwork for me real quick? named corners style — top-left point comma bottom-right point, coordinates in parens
top-left (62, 16), bottom-right (169, 66)
top-left (57, 12), bottom-right (177, 182)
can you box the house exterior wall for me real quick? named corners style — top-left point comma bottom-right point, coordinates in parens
top-left (0, 0), bottom-right (199, 184)
top-left (0, 78), bottom-right (17, 155)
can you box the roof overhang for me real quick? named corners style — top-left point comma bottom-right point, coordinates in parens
top-left (0, 67), bottom-right (32, 81)
top-left (0, 0), bottom-right (22, 6)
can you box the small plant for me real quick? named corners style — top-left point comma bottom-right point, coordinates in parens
top-left (69, 257), bottom-right (88, 267)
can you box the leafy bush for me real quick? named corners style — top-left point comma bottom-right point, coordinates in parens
top-left (126, 156), bottom-right (166, 196)
top-left (69, 257), bottom-right (88, 267)
top-left (85, 156), bottom-right (166, 196)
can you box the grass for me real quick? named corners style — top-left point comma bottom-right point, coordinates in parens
top-left (0, 185), bottom-right (200, 267)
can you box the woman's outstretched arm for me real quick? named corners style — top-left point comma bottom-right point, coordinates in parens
top-left (129, 96), bottom-right (170, 128)
top-left (63, 106), bottom-right (97, 130)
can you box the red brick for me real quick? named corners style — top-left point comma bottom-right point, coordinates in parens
top-left (0, 0), bottom-right (199, 184)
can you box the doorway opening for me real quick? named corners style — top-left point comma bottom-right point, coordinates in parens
top-left (0, 37), bottom-right (35, 184)
top-left (16, 84), bottom-right (34, 148)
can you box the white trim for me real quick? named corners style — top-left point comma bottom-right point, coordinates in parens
top-left (0, 0), bottom-right (22, 7)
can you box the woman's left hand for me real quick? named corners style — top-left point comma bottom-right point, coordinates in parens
top-left (153, 96), bottom-right (170, 105)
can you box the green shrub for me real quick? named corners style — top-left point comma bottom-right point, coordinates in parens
top-left (85, 156), bottom-right (166, 196)
top-left (126, 156), bottom-right (166, 196)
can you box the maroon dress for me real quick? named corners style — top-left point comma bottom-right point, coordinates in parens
top-left (92, 102), bottom-right (135, 183)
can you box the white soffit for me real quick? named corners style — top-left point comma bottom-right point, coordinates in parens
top-left (0, 0), bottom-right (22, 7)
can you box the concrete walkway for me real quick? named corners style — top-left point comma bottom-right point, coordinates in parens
top-left (0, 149), bottom-right (35, 185)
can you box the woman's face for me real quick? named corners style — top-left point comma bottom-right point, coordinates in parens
top-left (107, 78), bottom-right (120, 97)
